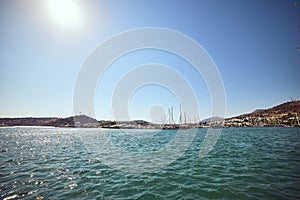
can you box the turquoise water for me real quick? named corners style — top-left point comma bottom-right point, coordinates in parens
top-left (1, 127), bottom-right (300, 199)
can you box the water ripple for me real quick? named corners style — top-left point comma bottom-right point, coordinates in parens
top-left (0, 127), bottom-right (300, 199)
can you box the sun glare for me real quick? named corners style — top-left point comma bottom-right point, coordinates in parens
top-left (47, 0), bottom-right (82, 29)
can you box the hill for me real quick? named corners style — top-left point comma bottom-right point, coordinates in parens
top-left (201, 116), bottom-right (224, 123)
top-left (225, 100), bottom-right (300, 127)
top-left (233, 100), bottom-right (300, 119)
top-left (0, 115), bottom-right (98, 127)
top-left (1, 100), bottom-right (299, 128)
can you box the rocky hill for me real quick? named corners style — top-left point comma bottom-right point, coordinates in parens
top-left (0, 115), bottom-right (98, 127)
top-left (225, 100), bottom-right (300, 127)
top-left (234, 100), bottom-right (300, 119)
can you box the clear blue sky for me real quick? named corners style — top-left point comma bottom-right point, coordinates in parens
top-left (0, 0), bottom-right (299, 121)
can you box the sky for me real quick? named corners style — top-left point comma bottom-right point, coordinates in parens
top-left (0, 0), bottom-right (299, 122)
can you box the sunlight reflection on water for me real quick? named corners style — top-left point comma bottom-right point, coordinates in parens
top-left (0, 127), bottom-right (300, 199)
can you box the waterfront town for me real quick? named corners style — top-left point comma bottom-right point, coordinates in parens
top-left (1, 100), bottom-right (299, 129)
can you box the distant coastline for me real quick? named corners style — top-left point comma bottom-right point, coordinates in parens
top-left (1, 100), bottom-right (299, 129)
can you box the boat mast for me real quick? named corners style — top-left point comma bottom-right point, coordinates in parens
top-left (171, 106), bottom-right (174, 125)
top-left (168, 108), bottom-right (170, 124)
top-left (179, 104), bottom-right (182, 125)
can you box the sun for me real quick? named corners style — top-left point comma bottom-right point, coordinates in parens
top-left (47, 0), bottom-right (83, 29)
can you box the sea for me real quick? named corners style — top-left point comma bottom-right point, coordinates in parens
top-left (0, 127), bottom-right (299, 199)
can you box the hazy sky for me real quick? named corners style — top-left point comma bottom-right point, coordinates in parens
top-left (0, 0), bottom-right (299, 121)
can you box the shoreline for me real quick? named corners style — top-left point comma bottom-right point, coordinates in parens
top-left (0, 124), bottom-right (299, 129)
top-left (1, 100), bottom-right (299, 129)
